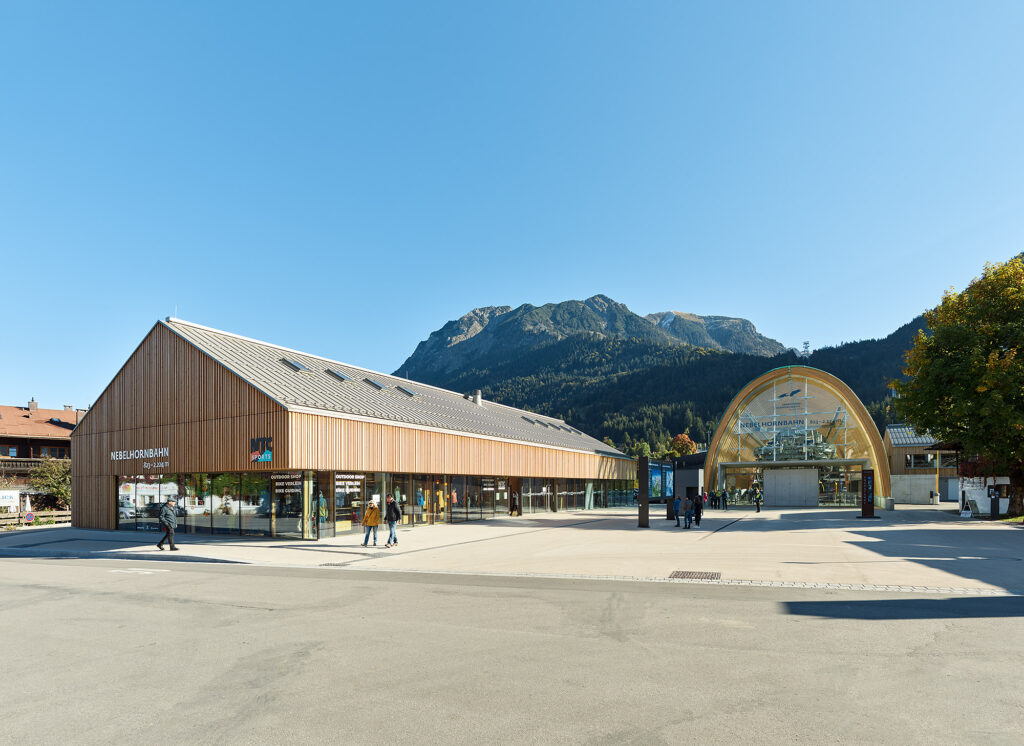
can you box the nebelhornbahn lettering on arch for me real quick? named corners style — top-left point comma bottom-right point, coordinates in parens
top-left (250, 436), bottom-right (273, 463)
top-left (110, 447), bottom-right (170, 461)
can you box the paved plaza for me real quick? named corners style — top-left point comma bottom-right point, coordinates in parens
top-left (3, 506), bottom-right (1024, 744)
top-left (2, 506), bottom-right (1022, 595)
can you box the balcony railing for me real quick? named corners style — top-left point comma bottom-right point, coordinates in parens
top-left (0, 458), bottom-right (68, 472)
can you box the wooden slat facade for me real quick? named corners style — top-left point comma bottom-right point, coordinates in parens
top-left (72, 324), bottom-right (288, 529)
top-left (288, 412), bottom-right (634, 480)
top-left (73, 323), bottom-right (635, 530)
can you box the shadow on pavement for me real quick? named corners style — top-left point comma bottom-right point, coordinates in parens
top-left (783, 595), bottom-right (1024, 620)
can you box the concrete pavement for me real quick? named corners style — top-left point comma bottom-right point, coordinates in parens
top-left (2, 506), bottom-right (1021, 595)
top-left (2, 555), bottom-right (1023, 745)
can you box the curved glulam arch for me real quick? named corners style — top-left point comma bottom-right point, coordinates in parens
top-left (703, 365), bottom-right (891, 499)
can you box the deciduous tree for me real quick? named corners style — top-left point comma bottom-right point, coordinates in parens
top-left (28, 457), bottom-right (71, 510)
top-left (670, 433), bottom-right (697, 457)
top-left (894, 256), bottom-right (1024, 517)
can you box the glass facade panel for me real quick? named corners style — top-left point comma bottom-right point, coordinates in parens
top-left (117, 476), bottom-right (136, 530)
top-left (708, 370), bottom-right (886, 507)
top-left (181, 474), bottom-right (212, 534)
top-left (114, 472), bottom-right (629, 535)
top-left (390, 473), bottom-right (413, 525)
top-left (449, 475), bottom-right (467, 522)
top-left (492, 478), bottom-right (508, 516)
top-left (314, 472), bottom-right (334, 538)
top-left (334, 473), bottom-right (364, 533)
top-left (272, 471), bottom-right (304, 539)
top-left (210, 473), bottom-right (239, 534)
top-left (240, 473), bottom-right (272, 536)
top-left (429, 476), bottom-right (447, 524)
top-left (136, 476), bottom-right (162, 532)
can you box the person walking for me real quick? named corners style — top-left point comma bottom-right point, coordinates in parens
top-left (362, 500), bottom-right (381, 547)
top-left (683, 496), bottom-right (694, 529)
top-left (509, 492), bottom-right (519, 517)
top-left (672, 494), bottom-right (682, 527)
top-left (693, 492), bottom-right (703, 527)
top-left (384, 494), bottom-right (402, 548)
top-left (710, 490), bottom-right (718, 510)
top-left (721, 489), bottom-right (729, 511)
top-left (156, 497), bottom-right (179, 551)
top-left (754, 489), bottom-right (763, 513)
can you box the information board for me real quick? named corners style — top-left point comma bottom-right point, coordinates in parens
top-left (860, 469), bottom-right (874, 518)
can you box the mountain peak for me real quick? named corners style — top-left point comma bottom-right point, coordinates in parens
top-left (644, 311), bottom-right (786, 356)
top-left (394, 295), bottom-right (787, 382)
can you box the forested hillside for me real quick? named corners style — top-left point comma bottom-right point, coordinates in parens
top-left (396, 299), bottom-right (927, 457)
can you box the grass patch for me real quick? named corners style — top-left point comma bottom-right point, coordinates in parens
top-left (999, 515), bottom-right (1023, 523)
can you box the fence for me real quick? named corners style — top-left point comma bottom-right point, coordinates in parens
top-left (0, 510), bottom-right (72, 529)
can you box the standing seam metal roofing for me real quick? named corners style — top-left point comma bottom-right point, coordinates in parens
top-left (162, 319), bottom-right (628, 458)
top-left (885, 424), bottom-right (937, 448)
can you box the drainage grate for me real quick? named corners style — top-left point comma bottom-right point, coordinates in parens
top-left (669, 570), bottom-right (721, 580)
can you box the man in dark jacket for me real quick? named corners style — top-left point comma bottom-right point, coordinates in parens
top-left (384, 494), bottom-right (402, 549)
top-left (693, 493), bottom-right (703, 527)
top-left (156, 498), bottom-right (179, 551)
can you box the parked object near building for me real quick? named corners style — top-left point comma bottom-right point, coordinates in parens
top-left (71, 318), bottom-right (636, 539)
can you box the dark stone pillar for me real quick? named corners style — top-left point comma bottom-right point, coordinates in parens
top-left (638, 456), bottom-right (649, 528)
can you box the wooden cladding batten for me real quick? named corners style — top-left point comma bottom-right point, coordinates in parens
top-left (287, 412), bottom-right (634, 480)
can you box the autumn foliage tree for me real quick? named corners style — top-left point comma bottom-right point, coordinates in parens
top-left (893, 256), bottom-right (1024, 517)
top-left (670, 433), bottom-right (697, 457)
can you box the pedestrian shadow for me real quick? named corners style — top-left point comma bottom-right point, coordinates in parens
top-left (782, 595), bottom-right (1024, 620)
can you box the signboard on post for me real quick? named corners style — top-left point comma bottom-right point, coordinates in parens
top-left (859, 469), bottom-right (875, 519)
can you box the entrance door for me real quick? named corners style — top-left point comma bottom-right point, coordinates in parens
top-left (764, 468), bottom-right (818, 507)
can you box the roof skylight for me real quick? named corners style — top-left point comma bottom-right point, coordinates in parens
top-left (396, 385), bottom-right (416, 397)
top-left (283, 358), bottom-right (310, 372)
top-left (327, 368), bottom-right (353, 382)
top-left (363, 378), bottom-right (387, 390)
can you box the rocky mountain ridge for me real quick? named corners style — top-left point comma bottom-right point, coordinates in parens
top-left (395, 294), bottom-right (786, 382)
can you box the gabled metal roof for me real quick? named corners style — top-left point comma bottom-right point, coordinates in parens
top-left (161, 318), bottom-right (627, 459)
top-left (885, 424), bottom-right (936, 448)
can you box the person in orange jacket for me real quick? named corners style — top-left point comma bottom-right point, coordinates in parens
top-left (361, 500), bottom-right (381, 547)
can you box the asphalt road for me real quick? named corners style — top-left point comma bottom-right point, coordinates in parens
top-left (2, 557), bottom-right (1022, 745)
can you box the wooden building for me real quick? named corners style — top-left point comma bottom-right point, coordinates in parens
top-left (883, 424), bottom-right (959, 504)
top-left (1, 401), bottom-right (83, 505)
top-left (72, 318), bottom-right (635, 538)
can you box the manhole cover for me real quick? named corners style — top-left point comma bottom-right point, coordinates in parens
top-left (669, 570), bottom-right (721, 580)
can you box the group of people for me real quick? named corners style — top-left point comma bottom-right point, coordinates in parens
top-left (671, 494), bottom-right (704, 529)
top-left (361, 494), bottom-right (403, 548)
top-left (671, 487), bottom-right (765, 528)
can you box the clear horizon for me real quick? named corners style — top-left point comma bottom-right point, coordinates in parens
top-left (2, 2), bottom-right (1022, 409)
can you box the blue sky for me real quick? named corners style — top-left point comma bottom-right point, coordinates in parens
top-left (2, 1), bottom-right (1022, 410)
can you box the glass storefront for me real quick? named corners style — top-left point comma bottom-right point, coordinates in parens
top-left (116, 471), bottom-right (629, 537)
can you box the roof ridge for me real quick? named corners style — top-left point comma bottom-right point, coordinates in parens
top-left (162, 317), bottom-right (566, 421)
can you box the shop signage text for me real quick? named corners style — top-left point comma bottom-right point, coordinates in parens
top-left (250, 437), bottom-right (273, 463)
top-left (110, 447), bottom-right (170, 461)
